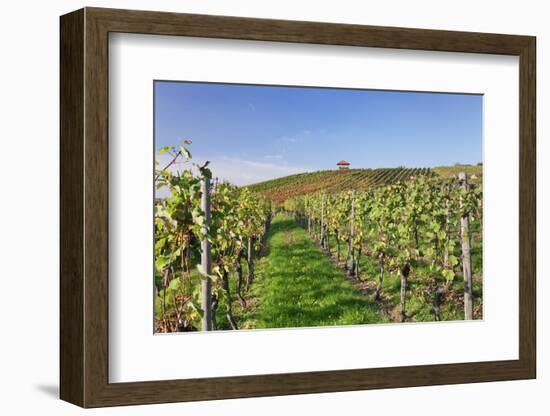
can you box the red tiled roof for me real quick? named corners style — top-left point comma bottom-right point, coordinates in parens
top-left (336, 160), bottom-right (350, 165)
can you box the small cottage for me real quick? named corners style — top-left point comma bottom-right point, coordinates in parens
top-left (336, 160), bottom-right (350, 170)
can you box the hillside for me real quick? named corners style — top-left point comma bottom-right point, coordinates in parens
top-left (432, 164), bottom-right (483, 179)
top-left (246, 165), bottom-right (482, 204)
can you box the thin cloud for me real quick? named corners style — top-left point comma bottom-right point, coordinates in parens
top-left (280, 136), bottom-right (297, 143)
top-left (205, 156), bottom-right (307, 185)
top-left (156, 152), bottom-right (308, 187)
top-left (280, 129), bottom-right (314, 143)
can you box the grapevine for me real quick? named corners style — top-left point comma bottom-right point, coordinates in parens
top-left (284, 173), bottom-right (482, 321)
top-left (154, 143), bottom-right (270, 332)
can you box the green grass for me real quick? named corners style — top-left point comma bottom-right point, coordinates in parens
top-left (240, 214), bottom-right (387, 329)
top-left (433, 164), bottom-right (482, 179)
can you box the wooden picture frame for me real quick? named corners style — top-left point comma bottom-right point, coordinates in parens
top-left (60, 7), bottom-right (536, 408)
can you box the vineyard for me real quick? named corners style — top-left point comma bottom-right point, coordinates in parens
top-left (246, 167), bottom-right (438, 204)
top-left (282, 173), bottom-right (482, 322)
top-left (154, 143), bottom-right (483, 332)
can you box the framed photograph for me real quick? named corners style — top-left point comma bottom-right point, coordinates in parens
top-left (60, 7), bottom-right (536, 408)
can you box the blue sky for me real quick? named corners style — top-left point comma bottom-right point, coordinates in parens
top-left (155, 81), bottom-right (482, 186)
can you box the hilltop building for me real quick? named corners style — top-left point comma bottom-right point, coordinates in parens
top-left (336, 160), bottom-right (350, 170)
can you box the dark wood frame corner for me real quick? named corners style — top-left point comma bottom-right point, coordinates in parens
top-left (60, 7), bottom-right (536, 408)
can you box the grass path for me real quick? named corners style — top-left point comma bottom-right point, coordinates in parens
top-left (240, 214), bottom-right (387, 329)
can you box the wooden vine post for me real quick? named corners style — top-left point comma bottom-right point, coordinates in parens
top-left (443, 197), bottom-right (450, 268)
top-left (348, 190), bottom-right (356, 276)
top-left (399, 264), bottom-right (410, 322)
top-left (320, 194), bottom-right (325, 248)
top-left (200, 177), bottom-right (213, 331)
top-left (247, 237), bottom-right (254, 286)
top-left (459, 172), bottom-right (473, 320)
